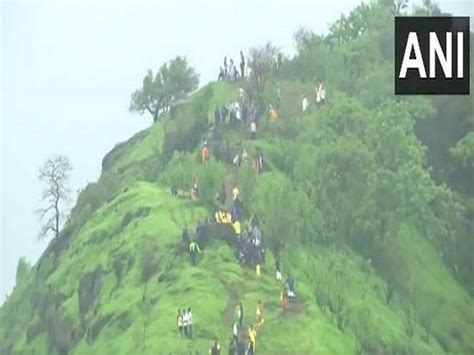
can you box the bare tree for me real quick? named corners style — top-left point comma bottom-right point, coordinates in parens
top-left (37, 155), bottom-right (72, 240)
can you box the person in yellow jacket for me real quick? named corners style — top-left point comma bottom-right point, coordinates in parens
top-left (268, 104), bottom-right (278, 123)
top-left (232, 220), bottom-right (241, 237)
top-left (248, 324), bottom-right (257, 352)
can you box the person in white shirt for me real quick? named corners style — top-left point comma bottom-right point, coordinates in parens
top-left (187, 307), bottom-right (193, 339)
top-left (182, 308), bottom-right (189, 338)
top-left (232, 186), bottom-right (240, 201)
top-left (250, 120), bottom-right (257, 139)
top-left (302, 95), bottom-right (309, 112)
top-left (315, 82), bottom-right (321, 105)
top-left (320, 82), bottom-right (326, 104)
top-left (235, 102), bottom-right (241, 123)
top-left (232, 320), bottom-right (239, 343)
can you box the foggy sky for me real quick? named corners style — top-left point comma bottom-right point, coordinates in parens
top-left (1, 0), bottom-right (472, 305)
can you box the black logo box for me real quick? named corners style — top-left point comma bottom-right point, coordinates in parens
top-left (395, 16), bottom-right (470, 95)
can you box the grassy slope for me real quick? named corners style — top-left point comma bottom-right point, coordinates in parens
top-left (1, 81), bottom-right (474, 355)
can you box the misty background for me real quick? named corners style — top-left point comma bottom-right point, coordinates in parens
top-left (1, 0), bottom-right (471, 305)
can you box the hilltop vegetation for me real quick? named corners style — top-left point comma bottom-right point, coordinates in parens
top-left (1, 1), bottom-right (473, 354)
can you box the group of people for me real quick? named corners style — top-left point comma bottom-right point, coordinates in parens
top-left (227, 300), bottom-right (262, 355)
top-left (176, 308), bottom-right (193, 339)
top-left (302, 81), bottom-right (327, 113)
top-left (218, 51), bottom-right (249, 82)
top-left (214, 90), bottom-right (261, 141)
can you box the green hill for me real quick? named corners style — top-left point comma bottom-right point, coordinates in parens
top-left (1, 2), bottom-right (473, 355)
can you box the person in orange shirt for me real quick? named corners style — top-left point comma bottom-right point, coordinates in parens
top-left (201, 144), bottom-right (209, 163)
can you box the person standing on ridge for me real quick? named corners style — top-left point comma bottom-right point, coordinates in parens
top-left (240, 51), bottom-right (245, 78)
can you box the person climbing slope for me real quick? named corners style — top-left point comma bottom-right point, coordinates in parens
top-left (240, 51), bottom-right (245, 78)
top-left (210, 339), bottom-right (221, 355)
top-left (202, 143), bottom-right (209, 163)
top-left (189, 239), bottom-right (201, 265)
top-left (256, 300), bottom-right (264, 325)
top-left (177, 309), bottom-right (183, 338)
top-left (187, 307), bottom-right (193, 339)
top-left (238, 301), bottom-right (244, 327)
top-left (182, 308), bottom-right (188, 338)
top-left (248, 324), bottom-right (257, 353)
top-left (232, 186), bottom-right (240, 201)
top-left (232, 319), bottom-right (239, 344)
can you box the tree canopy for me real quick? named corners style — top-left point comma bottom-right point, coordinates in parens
top-left (130, 56), bottom-right (199, 122)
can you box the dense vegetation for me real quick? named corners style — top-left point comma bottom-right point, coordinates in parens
top-left (1, 1), bottom-right (472, 354)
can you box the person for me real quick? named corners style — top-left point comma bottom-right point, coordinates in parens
top-left (224, 56), bottom-right (228, 77)
top-left (250, 120), bottom-right (257, 139)
top-left (251, 213), bottom-right (259, 229)
top-left (245, 336), bottom-right (254, 355)
top-left (210, 340), bottom-right (221, 355)
top-left (189, 239), bottom-right (201, 265)
top-left (232, 320), bottom-right (239, 344)
top-left (177, 309), bottom-right (183, 338)
top-left (228, 59), bottom-right (236, 81)
top-left (302, 95), bottom-right (309, 112)
top-left (286, 274), bottom-right (296, 301)
top-left (234, 102), bottom-right (242, 124)
top-left (241, 147), bottom-right (248, 163)
top-left (187, 307), bottom-right (193, 339)
top-left (171, 185), bottom-right (178, 197)
top-left (277, 52), bottom-right (282, 73)
top-left (280, 288), bottom-right (288, 314)
top-left (191, 179), bottom-right (198, 201)
top-left (256, 300), bottom-right (264, 325)
top-left (248, 325), bottom-right (257, 352)
top-left (202, 144), bottom-right (209, 163)
top-left (275, 257), bottom-right (282, 281)
top-left (315, 81), bottom-right (322, 105)
top-left (196, 222), bottom-right (205, 251)
top-left (320, 82), bottom-right (327, 104)
top-left (240, 51), bottom-right (245, 78)
top-left (239, 87), bottom-right (245, 99)
top-left (218, 67), bottom-right (225, 81)
top-left (233, 219), bottom-right (241, 238)
top-left (238, 301), bottom-right (244, 327)
top-left (182, 308), bottom-right (189, 337)
top-left (268, 104), bottom-right (278, 122)
top-left (232, 186), bottom-right (240, 201)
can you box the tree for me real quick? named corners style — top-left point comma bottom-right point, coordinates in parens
top-left (248, 43), bottom-right (281, 91)
top-left (130, 56), bottom-right (199, 122)
top-left (37, 155), bottom-right (72, 240)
